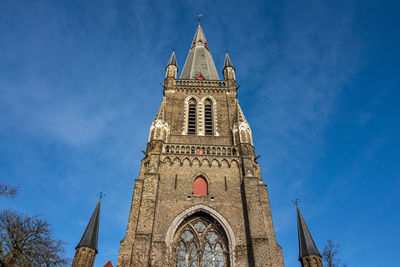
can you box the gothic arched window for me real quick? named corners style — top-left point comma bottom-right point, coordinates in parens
top-left (188, 98), bottom-right (197, 135)
top-left (204, 99), bottom-right (213, 136)
top-left (174, 214), bottom-right (229, 267)
top-left (193, 177), bottom-right (207, 196)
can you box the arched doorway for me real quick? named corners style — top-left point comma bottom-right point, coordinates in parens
top-left (173, 212), bottom-right (230, 267)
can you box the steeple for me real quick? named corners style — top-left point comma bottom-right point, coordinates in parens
top-left (297, 204), bottom-right (323, 267)
top-left (223, 51), bottom-right (234, 69)
top-left (72, 197), bottom-right (101, 267)
top-left (222, 51), bottom-right (236, 87)
top-left (153, 98), bottom-right (167, 122)
top-left (76, 199), bottom-right (101, 252)
top-left (167, 50), bottom-right (177, 67)
top-left (165, 50), bottom-right (178, 83)
top-left (148, 97), bottom-right (169, 143)
top-left (232, 100), bottom-right (253, 146)
top-left (180, 24), bottom-right (220, 80)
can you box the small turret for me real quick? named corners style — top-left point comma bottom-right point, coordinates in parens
top-left (297, 204), bottom-right (323, 267)
top-left (148, 97), bottom-right (169, 144)
top-left (165, 51), bottom-right (178, 87)
top-left (72, 196), bottom-right (102, 267)
top-left (222, 51), bottom-right (236, 88)
top-left (232, 100), bottom-right (253, 146)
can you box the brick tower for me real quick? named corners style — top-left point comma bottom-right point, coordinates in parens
top-left (117, 24), bottom-right (285, 267)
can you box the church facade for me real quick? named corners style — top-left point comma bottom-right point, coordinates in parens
top-left (72, 24), bottom-right (326, 267)
top-left (116, 24), bottom-right (285, 267)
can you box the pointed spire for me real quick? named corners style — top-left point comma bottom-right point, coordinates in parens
top-left (153, 98), bottom-right (167, 123)
top-left (223, 51), bottom-right (234, 69)
top-left (297, 204), bottom-right (321, 259)
top-left (180, 24), bottom-right (220, 80)
top-left (234, 100), bottom-right (249, 125)
top-left (76, 197), bottom-right (101, 253)
top-left (167, 50), bottom-right (177, 67)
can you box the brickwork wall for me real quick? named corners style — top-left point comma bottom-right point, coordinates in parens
top-left (72, 247), bottom-right (96, 267)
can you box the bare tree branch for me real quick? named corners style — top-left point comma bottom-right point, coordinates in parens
top-left (0, 184), bottom-right (19, 198)
top-left (0, 209), bottom-right (69, 266)
top-left (323, 239), bottom-right (346, 267)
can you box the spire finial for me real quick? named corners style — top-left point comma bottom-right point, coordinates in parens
top-left (97, 192), bottom-right (106, 200)
top-left (292, 197), bottom-right (301, 207)
top-left (197, 14), bottom-right (203, 24)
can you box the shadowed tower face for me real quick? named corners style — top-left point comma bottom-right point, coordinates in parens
top-left (117, 24), bottom-right (285, 267)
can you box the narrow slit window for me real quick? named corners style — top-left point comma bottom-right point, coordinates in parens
top-left (188, 98), bottom-right (197, 135)
top-left (204, 99), bottom-right (213, 136)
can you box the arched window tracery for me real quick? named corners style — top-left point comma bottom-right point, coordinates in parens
top-left (174, 214), bottom-right (229, 267)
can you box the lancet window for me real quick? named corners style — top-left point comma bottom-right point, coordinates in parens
top-left (174, 214), bottom-right (229, 267)
top-left (204, 99), bottom-right (213, 136)
top-left (188, 98), bottom-right (197, 135)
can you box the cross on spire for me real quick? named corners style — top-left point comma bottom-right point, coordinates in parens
top-left (197, 14), bottom-right (203, 24)
top-left (292, 197), bottom-right (301, 206)
top-left (97, 192), bottom-right (106, 199)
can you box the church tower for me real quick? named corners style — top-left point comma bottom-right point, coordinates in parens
top-left (72, 197), bottom-right (101, 267)
top-left (117, 24), bottom-right (284, 267)
top-left (296, 205), bottom-right (323, 267)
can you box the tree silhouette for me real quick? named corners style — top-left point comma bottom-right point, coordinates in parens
top-left (323, 239), bottom-right (346, 267)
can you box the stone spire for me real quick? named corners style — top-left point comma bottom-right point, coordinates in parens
top-left (222, 51), bottom-right (236, 87)
top-left (148, 97), bottom-right (169, 143)
top-left (232, 100), bottom-right (253, 146)
top-left (153, 98), bottom-right (167, 123)
top-left (223, 51), bottom-right (234, 69)
top-left (180, 24), bottom-right (220, 80)
top-left (165, 50), bottom-right (178, 84)
top-left (297, 204), bottom-right (323, 267)
top-left (167, 50), bottom-right (177, 67)
top-left (234, 101), bottom-right (248, 125)
top-left (72, 197), bottom-right (101, 267)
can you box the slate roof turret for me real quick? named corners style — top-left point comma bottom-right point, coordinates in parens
top-left (76, 197), bottom-right (101, 253)
top-left (297, 204), bottom-right (321, 259)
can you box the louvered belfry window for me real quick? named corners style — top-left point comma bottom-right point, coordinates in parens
top-left (204, 99), bottom-right (213, 136)
top-left (188, 98), bottom-right (197, 135)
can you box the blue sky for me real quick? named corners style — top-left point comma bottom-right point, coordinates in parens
top-left (0, 0), bottom-right (399, 266)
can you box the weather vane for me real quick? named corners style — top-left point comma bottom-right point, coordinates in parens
top-left (197, 14), bottom-right (203, 24)
top-left (292, 197), bottom-right (301, 206)
top-left (98, 192), bottom-right (106, 199)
